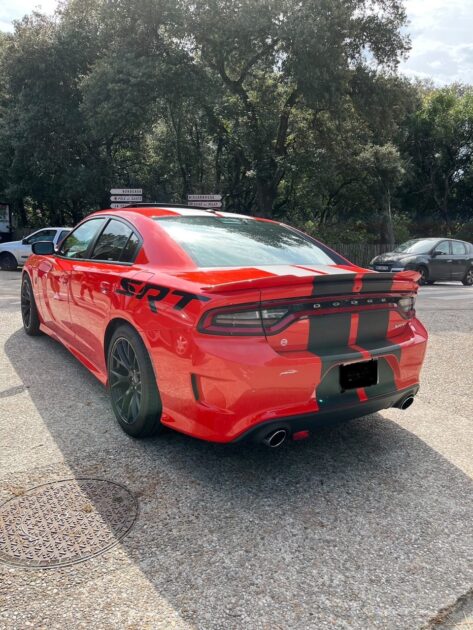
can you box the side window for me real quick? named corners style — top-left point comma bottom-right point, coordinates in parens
top-left (59, 219), bottom-right (107, 259)
top-left (452, 241), bottom-right (466, 255)
top-left (26, 229), bottom-right (57, 244)
top-left (90, 219), bottom-right (137, 262)
top-left (435, 241), bottom-right (450, 255)
top-left (121, 231), bottom-right (140, 263)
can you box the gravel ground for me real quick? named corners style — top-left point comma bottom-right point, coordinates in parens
top-left (0, 271), bottom-right (472, 629)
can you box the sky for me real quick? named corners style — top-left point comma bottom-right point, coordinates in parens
top-left (0, 0), bottom-right (472, 85)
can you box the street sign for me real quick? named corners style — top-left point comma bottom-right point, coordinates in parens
top-left (110, 188), bottom-right (143, 195)
top-left (187, 194), bottom-right (222, 201)
top-left (110, 203), bottom-right (129, 208)
top-left (190, 201), bottom-right (222, 208)
top-left (110, 195), bottom-right (143, 202)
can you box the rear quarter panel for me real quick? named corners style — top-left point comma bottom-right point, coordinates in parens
top-left (112, 273), bottom-right (271, 424)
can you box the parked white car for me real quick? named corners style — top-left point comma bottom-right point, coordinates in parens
top-left (0, 227), bottom-right (71, 270)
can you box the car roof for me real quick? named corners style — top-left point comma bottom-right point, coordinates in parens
top-left (93, 205), bottom-right (262, 221)
top-left (407, 237), bottom-right (469, 243)
top-left (29, 226), bottom-right (71, 230)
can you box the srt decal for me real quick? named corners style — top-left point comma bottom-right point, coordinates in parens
top-left (116, 279), bottom-right (210, 313)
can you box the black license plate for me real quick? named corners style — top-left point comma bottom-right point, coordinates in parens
top-left (340, 360), bottom-right (378, 390)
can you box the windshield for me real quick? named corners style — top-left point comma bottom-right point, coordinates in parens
top-left (394, 239), bottom-right (436, 255)
top-left (154, 216), bottom-right (342, 267)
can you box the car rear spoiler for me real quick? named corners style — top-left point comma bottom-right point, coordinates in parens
top-left (202, 270), bottom-right (420, 294)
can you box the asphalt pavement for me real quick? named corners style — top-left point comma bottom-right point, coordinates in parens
top-left (416, 282), bottom-right (473, 311)
top-left (0, 270), bottom-right (472, 629)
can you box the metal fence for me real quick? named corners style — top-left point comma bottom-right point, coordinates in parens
top-left (327, 243), bottom-right (397, 267)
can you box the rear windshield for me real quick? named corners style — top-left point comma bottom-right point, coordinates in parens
top-left (154, 216), bottom-right (341, 267)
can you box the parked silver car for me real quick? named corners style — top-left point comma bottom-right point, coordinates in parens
top-left (0, 227), bottom-right (71, 270)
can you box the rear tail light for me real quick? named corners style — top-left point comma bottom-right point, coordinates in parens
top-left (199, 307), bottom-right (288, 335)
top-left (198, 295), bottom-right (416, 335)
top-left (398, 296), bottom-right (416, 317)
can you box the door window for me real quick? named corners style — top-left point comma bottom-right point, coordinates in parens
top-left (59, 219), bottom-right (107, 259)
top-left (25, 229), bottom-right (57, 244)
top-left (90, 220), bottom-right (139, 262)
top-left (434, 241), bottom-right (450, 255)
top-left (121, 232), bottom-right (141, 263)
top-left (452, 241), bottom-right (466, 255)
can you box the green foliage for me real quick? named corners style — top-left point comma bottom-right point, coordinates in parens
top-left (400, 85), bottom-right (473, 233)
top-left (0, 0), bottom-right (471, 243)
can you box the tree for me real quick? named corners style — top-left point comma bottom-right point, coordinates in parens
top-left (356, 143), bottom-right (405, 245)
top-left (0, 10), bottom-right (104, 225)
top-left (402, 86), bottom-right (473, 232)
top-left (186, 0), bottom-right (410, 216)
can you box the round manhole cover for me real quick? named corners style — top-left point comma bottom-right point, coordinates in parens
top-left (0, 479), bottom-right (138, 568)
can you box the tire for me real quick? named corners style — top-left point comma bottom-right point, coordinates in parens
top-left (462, 267), bottom-right (473, 286)
top-left (107, 324), bottom-right (163, 438)
top-left (21, 274), bottom-right (42, 336)
top-left (0, 252), bottom-right (18, 271)
top-left (417, 266), bottom-right (429, 286)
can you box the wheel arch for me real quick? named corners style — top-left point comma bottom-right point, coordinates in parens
top-left (21, 267), bottom-right (37, 300)
top-left (104, 317), bottom-right (154, 369)
top-left (416, 263), bottom-right (430, 282)
top-left (21, 266), bottom-right (33, 281)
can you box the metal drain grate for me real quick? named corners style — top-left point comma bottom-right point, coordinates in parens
top-left (0, 479), bottom-right (138, 568)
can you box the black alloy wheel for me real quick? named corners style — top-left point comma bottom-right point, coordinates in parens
top-left (108, 325), bottom-right (163, 438)
top-left (462, 267), bottom-right (473, 286)
top-left (21, 275), bottom-right (41, 336)
top-left (417, 266), bottom-right (429, 286)
top-left (110, 338), bottom-right (143, 425)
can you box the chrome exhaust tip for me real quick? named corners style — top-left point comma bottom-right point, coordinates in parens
top-left (263, 429), bottom-right (288, 448)
top-left (399, 395), bottom-right (415, 410)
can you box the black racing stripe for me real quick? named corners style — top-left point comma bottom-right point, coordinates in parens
top-left (367, 358), bottom-right (398, 400)
top-left (312, 278), bottom-right (355, 296)
top-left (359, 275), bottom-right (394, 294)
top-left (356, 310), bottom-right (402, 400)
top-left (309, 275), bottom-right (358, 371)
top-left (357, 310), bottom-right (390, 345)
top-left (308, 312), bottom-right (364, 407)
top-left (309, 272), bottom-right (401, 407)
top-left (316, 363), bottom-right (361, 408)
top-left (308, 312), bottom-right (352, 354)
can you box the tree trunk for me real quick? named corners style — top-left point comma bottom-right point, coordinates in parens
top-left (14, 199), bottom-right (27, 227)
top-left (379, 188), bottom-right (395, 246)
top-left (255, 176), bottom-right (277, 217)
top-left (71, 200), bottom-right (83, 224)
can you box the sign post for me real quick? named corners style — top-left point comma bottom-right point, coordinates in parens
top-left (110, 188), bottom-right (143, 208)
top-left (187, 194), bottom-right (222, 209)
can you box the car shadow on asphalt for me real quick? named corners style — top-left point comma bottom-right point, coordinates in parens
top-left (4, 327), bottom-right (473, 629)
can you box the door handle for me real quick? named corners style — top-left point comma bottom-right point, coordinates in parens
top-left (100, 281), bottom-right (112, 294)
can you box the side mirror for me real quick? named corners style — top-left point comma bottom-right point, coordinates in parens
top-left (32, 241), bottom-right (55, 255)
top-left (432, 250), bottom-right (442, 257)
top-left (22, 238), bottom-right (28, 245)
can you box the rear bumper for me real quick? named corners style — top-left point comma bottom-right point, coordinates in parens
top-left (233, 385), bottom-right (419, 443)
top-left (155, 317), bottom-right (427, 443)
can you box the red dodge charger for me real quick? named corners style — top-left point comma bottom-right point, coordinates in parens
top-left (21, 205), bottom-right (428, 447)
